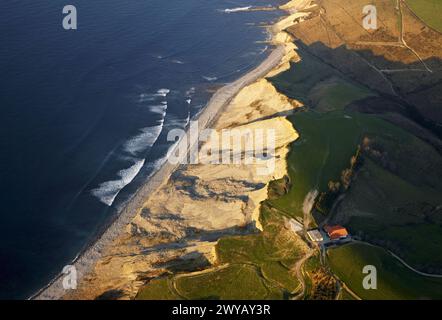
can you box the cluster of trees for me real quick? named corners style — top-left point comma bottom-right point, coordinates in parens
top-left (309, 267), bottom-right (338, 300)
top-left (267, 175), bottom-right (291, 199)
top-left (315, 144), bottom-right (363, 215)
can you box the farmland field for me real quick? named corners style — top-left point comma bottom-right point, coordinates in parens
top-left (406, 0), bottom-right (442, 32)
top-left (328, 243), bottom-right (442, 299)
top-left (174, 264), bottom-right (270, 300)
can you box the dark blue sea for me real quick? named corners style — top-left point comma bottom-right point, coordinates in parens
top-left (0, 0), bottom-right (285, 299)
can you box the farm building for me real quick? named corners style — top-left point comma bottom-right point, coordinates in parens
top-left (307, 229), bottom-right (323, 242)
top-left (324, 225), bottom-right (349, 240)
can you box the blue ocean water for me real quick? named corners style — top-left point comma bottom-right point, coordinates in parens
top-left (0, 0), bottom-right (285, 299)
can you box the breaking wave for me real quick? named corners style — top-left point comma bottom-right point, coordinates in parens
top-left (149, 103), bottom-right (168, 115)
top-left (138, 88), bottom-right (170, 102)
top-left (223, 6), bottom-right (252, 13)
top-left (92, 92), bottom-right (170, 206)
top-left (156, 88), bottom-right (170, 97)
top-left (91, 158), bottom-right (146, 206)
top-left (123, 125), bottom-right (162, 156)
top-left (123, 103), bottom-right (167, 156)
top-left (259, 45), bottom-right (269, 54)
top-left (186, 87), bottom-right (196, 97)
top-left (202, 76), bottom-right (218, 82)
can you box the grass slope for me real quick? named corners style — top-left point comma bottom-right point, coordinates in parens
top-left (175, 264), bottom-right (269, 300)
top-left (406, 0), bottom-right (442, 32)
top-left (137, 204), bottom-right (306, 300)
top-left (328, 243), bottom-right (442, 300)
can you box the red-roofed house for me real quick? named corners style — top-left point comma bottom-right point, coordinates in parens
top-left (324, 225), bottom-right (349, 240)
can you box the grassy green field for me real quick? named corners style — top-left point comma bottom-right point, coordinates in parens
top-left (261, 262), bottom-right (299, 293)
top-left (310, 80), bottom-right (374, 112)
top-left (175, 264), bottom-right (270, 300)
top-left (333, 118), bottom-right (442, 270)
top-left (271, 47), bottom-right (442, 272)
top-left (268, 48), bottom-right (380, 219)
top-left (342, 158), bottom-right (442, 270)
top-left (136, 277), bottom-right (182, 300)
top-left (136, 264), bottom-right (283, 300)
top-left (406, 0), bottom-right (442, 32)
top-left (268, 111), bottom-right (396, 219)
top-left (270, 50), bottom-right (374, 110)
top-left (213, 206), bottom-right (305, 297)
top-left (136, 204), bottom-right (306, 300)
top-left (328, 243), bottom-right (442, 300)
top-left (339, 289), bottom-right (357, 300)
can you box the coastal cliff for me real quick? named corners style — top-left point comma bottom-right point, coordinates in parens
top-left (56, 0), bottom-right (312, 300)
top-left (38, 0), bottom-right (442, 300)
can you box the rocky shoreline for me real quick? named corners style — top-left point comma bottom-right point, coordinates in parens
top-left (33, 0), bottom-right (311, 300)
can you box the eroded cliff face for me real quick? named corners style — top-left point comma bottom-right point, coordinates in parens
top-left (67, 84), bottom-right (300, 300)
top-left (64, 0), bottom-right (307, 300)
top-left (66, 75), bottom-right (303, 302)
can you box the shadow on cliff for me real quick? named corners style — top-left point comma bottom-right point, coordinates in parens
top-left (152, 251), bottom-right (211, 273)
top-left (95, 289), bottom-right (125, 300)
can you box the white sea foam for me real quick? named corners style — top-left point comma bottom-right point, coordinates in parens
top-left (186, 99), bottom-right (192, 105)
top-left (91, 158), bottom-right (146, 206)
top-left (223, 6), bottom-right (252, 13)
top-left (156, 88), bottom-right (170, 97)
top-left (186, 87), bottom-right (196, 97)
top-left (124, 103), bottom-right (167, 155)
top-left (171, 59), bottom-right (184, 64)
top-left (123, 125), bottom-right (163, 156)
top-left (138, 93), bottom-right (156, 103)
top-left (149, 104), bottom-right (168, 115)
top-left (260, 46), bottom-right (269, 54)
top-left (202, 76), bottom-right (218, 82)
top-left (138, 88), bottom-right (170, 103)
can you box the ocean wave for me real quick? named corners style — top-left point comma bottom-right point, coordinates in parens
top-left (94, 93), bottom-right (169, 206)
top-left (138, 88), bottom-right (170, 103)
top-left (124, 103), bottom-right (167, 156)
top-left (149, 104), bottom-right (168, 115)
top-left (138, 93), bottom-right (156, 103)
top-left (156, 88), bottom-right (170, 97)
top-left (223, 6), bottom-right (252, 13)
top-left (123, 124), bottom-right (163, 156)
top-left (259, 46), bottom-right (269, 54)
top-left (91, 158), bottom-right (146, 206)
top-left (202, 76), bottom-right (218, 82)
top-left (186, 87), bottom-right (196, 97)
